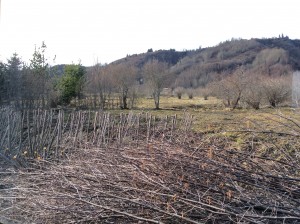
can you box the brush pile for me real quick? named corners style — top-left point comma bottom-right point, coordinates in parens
top-left (0, 108), bottom-right (300, 223)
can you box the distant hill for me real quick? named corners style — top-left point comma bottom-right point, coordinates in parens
top-left (108, 37), bottom-right (300, 88)
top-left (50, 64), bottom-right (66, 77)
top-left (113, 49), bottom-right (189, 68)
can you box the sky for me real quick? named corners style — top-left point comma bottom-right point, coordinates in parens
top-left (0, 0), bottom-right (299, 66)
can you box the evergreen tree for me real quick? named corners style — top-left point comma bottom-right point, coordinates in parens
top-left (6, 53), bottom-right (23, 104)
top-left (59, 64), bottom-right (85, 105)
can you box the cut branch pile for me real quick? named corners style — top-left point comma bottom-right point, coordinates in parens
top-left (0, 107), bottom-right (299, 223)
top-left (2, 134), bottom-right (299, 223)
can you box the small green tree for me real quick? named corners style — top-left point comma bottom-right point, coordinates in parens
top-left (59, 64), bottom-right (85, 105)
top-left (30, 42), bottom-right (48, 76)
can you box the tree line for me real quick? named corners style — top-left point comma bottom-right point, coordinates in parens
top-left (0, 43), bottom-right (171, 110)
top-left (84, 59), bottom-right (169, 110)
top-left (0, 42), bottom-right (296, 110)
top-left (0, 42), bottom-right (85, 109)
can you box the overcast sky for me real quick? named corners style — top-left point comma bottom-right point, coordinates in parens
top-left (0, 0), bottom-right (299, 66)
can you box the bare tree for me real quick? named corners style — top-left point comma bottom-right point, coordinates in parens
top-left (242, 75), bottom-right (264, 109)
top-left (186, 88), bottom-right (194, 99)
top-left (197, 87), bottom-right (211, 100)
top-left (174, 87), bottom-right (184, 99)
top-left (210, 79), bottom-right (232, 107)
top-left (211, 67), bottom-right (247, 109)
top-left (143, 60), bottom-right (168, 109)
top-left (263, 76), bottom-right (291, 107)
top-left (85, 63), bottom-right (113, 109)
top-left (112, 63), bottom-right (138, 109)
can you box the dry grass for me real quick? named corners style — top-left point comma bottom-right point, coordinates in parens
top-left (136, 96), bottom-right (222, 110)
top-left (132, 96), bottom-right (300, 135)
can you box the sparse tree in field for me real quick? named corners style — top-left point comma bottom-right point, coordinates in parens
top-left (175, 67), bottom-right (198, 89)
top-left (186, 88), bottom-right (194, 99)
top-left (85, 63), bottom-right (113, 109)
top-left (197, 87), bottom-right (211, 100)
top-left (174, 87), bottom-right (184, 99)
top-left (59, 64), bottom-right (85, 105)
top-left (227, 68), bottom-right (247, 109)
top-left (112, 63), bottom-right (138, 109)
top-left (263, 76), bottom-right (291, 107)
top-left (212, 67), bottom-right (247, 109)
top-left (242, 75), bottom-right (264, 109)
top-left (211, 79), bottom-right (232, 107)
top-left (127, 82), bottom-right (140, 109)
top-left (143, 59), bottom-right (169, 109)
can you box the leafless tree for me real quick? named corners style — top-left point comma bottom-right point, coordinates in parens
top-left (85, 63), bottom-right (113, 109)
top-left (263, 76), bottom-right (291, 107)
top-left (174, 87), bottom-right (184, 99)
top-left (197, 87), bottom-right (211, 100)
top-left (242, 75), bottom-right (264, 109)
top-left (252, 48), bottom-right (289, 75)
top-left (186, 88), bottom-right (194, 99)
top-left (143, 60), bottom-right (169, 109)
top-left (112, 63), bottom-right (138, 109)
top-left (211, 67), bottom-right (247, 109)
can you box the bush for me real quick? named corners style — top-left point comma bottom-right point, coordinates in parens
top-left (174, 87), bottom-right (184, 99)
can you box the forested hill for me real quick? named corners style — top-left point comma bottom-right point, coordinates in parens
top-left (113, 49), bottom-right (189, 68)
top-left (111, 37), bottom-right (300, 88)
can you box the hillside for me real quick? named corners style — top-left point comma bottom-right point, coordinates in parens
top-left (110, 37), bottom-right (300, 88)
top-left (113, 49), bottom-right (189, 68)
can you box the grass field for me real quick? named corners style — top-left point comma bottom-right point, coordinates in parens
top-left (129, 96), bottom-right (300, 134)
top-left (136, 96), bottom-right (222, 110)
top-left (131, 96), bottom-right (300, 159)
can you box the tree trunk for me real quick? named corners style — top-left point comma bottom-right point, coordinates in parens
top-left (270, 100), bottom-right (276, 107)
top-left (154, 93), bottom-right (160, 110)
top-left (232, 92), bottom-right (241, 110)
